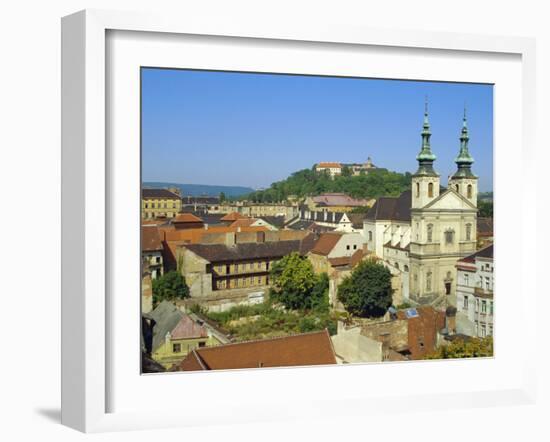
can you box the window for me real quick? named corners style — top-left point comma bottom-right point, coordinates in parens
top-left (416, 182), bottom-right (420, 197)
top-left (346, 245), bottom-right (350, 250)
top-left (198, 341), bottom-right (206, 348)
top-left (480, 323), bottom-right (486, 338)
top-left (455, 184), bottom-right (459, 192)
top-left (368, 231), bottom-right (373, 241)
top-left (467, 184), bottom-right (473, 198)
top-left (444, 229), bottom-right (454, 244)
top-left (172, 343), bottom-right (181, 353)
top-left (474, 320), bottom-right (479, 335)
top-left (404, 265), bottom-right (409, 272)
top-left (490, 301), bottom-right (494, 315)
top-left (156, 256), bottom-right (161, 264)
top-left (428, 182), bottom-right (434, 198)
top-left (427, 224), bottom-right (433, 242)
top-left (353, 244), bottom-right (357, 250)
top-left (489, 324), bottom-right (493, 336)
top-left (426, 271), bottom-right (432, 291)
top-left (481, 300), bottom-right (487, 313)
top-left (485, 277), bottom-right (491, 291)
top-left (475, 298), bottom-right (479, 312)
top-left (464, 273), bottom-right (469, 286)
top-left (466, 223), bottom-right (472, 241)
top-left (145, 203), bottom-right (149, 208)
top-left (463, 295), bottom-right (469, 309)
top-left (172, 202), bottom-right (176, 208)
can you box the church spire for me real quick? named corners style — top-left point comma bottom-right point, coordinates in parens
top-left (414, 98), bottom-right (438, 176)
top-left (452, 107), bottom-right (476, 178)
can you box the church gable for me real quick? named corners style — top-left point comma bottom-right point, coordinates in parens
top-left (422, 189), bottom-right (476, 211)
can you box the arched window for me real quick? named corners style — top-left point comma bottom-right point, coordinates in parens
top-left (427, 224), bottom-right (433, 242)
top-left (368, 231), bottom-right (373, 241)
top-left (404, 265), bottom-right (409, 272)
top-left (428, 182), bottom-right (434, 198)
top-left (416, 182), bottom-right (420, 197)
top-left (445, 229), bottom-right (455, 244)
top-left (395, 263), bottom-right (399, 270)
top-left (426, 271), bottom-right (432, 291)
top-left (466, 223), bottom-right (472, 241)
top-left (455, 184), bottom-right (459, 192)
top-left (467, 184), bottom-right (473, 199)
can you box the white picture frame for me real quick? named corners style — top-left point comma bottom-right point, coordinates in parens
top-left (61, 9), bottom-right (538, 433)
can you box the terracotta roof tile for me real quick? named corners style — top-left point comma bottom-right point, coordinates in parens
top-left (173, 213), bottom-right (204, 223)
top-left (221, 212), bottom-right (248, 221)
top-left (141, 226), bottom-right (163, 252)
top-left (177, 330), bottom-right (336, 371)
top-left (310, 232), bottom-right (343, 256)
top-left (317, 162), bottom-right (342, 168)
top-left (230, 218), bottom-right (256, 228)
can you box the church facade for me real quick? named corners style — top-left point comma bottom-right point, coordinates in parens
top-left (364, 106), bottom-right (478, 308)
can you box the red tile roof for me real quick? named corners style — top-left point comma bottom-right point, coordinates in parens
top-left (317, 162), bottom-right (342, 168)
top-left (220, 212), bottom-right (248, 221)
top-left (177, 330), bottom-right (337, 371)
top-left (141, 226), bottom-right (163, 252)
top-left (310, 232), bottom-right (343, 256)
top-left (230, 218), bottom-right (256, 228)
top-left (173, 213), bottom-right (203, 223)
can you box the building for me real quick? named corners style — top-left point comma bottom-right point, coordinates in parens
top-left (148, 301), bottom-right (219, 369)
top-left (315, 162), bottom-right (342, 177)
top-left (176, 330), bottom-right (337, 371)
top-left (305, 193), bottom-right (373, 213)
top-left (171, 213), bottom-right (205, 230)
top-left (178, 232), bottom-right (314, 302)
top-left (141, 225), bottom-right (163, 279)
top-left (360, 306), bottom-right (447, 360)
top-left (142, 188), bottom-right (182, 219)
top-left (455, 244), bottom-right (494, 338)
top-left (363, 106), bottom-right (479, 308)
top-left (307, 232), bottom-right (364, 274)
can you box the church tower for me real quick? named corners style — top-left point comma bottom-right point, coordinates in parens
top-left (448, 109), bottom-right (478, 206)
top-left (412, 101), bottom-right (440, 209)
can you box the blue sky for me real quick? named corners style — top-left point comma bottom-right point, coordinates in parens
top-left (141, 68), bottom-right (493, 191)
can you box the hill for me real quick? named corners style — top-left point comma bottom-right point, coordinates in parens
top-left (143, 182), bottom-right (255, 198)
top-left (243, 168), bottom-right (412, 203)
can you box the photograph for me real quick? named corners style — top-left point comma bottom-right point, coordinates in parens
top-left (139, 68), bottom-right (494, 373)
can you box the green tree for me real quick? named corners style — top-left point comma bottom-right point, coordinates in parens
top-left (269, 253), bottom-right (328, 311)
top-left (424, 337), bottom-right (493, 359)
top-left (152, 271), bottom-right (190, 306)
top-left (478, 200), bottom-right (493, 218)
top-left (219, 191), bottom-right (226, 203)
top-left (337, 258), bottom-right (393, 317)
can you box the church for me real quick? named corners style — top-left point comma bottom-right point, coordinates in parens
top-left (363, 105), bottom-right (478, 308)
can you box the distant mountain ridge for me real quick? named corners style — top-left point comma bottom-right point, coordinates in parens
top-left (143, 182), bottom-right (255, 198)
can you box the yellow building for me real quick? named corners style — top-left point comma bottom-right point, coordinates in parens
top-left (142, 188), bottom-right (182, 219)
top-left (148, 301), bottom-right (219, 369)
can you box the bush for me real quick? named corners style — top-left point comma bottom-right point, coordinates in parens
top-left (152, 271), bottom-right (190, 306)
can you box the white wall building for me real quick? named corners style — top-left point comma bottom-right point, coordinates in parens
top-left (455, 244), bottom-right (494, 337)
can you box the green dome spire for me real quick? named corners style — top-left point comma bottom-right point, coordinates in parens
top-left (414, 98), bottom-right (438, 177)
top-left (452, 108), bottom-right (476, 178)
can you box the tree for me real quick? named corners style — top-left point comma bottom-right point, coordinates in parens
top-left (424, 337), bottom-right (493, 359)
top-left (478, 200), bottom-right (493, 218)
top-left (219, 191), bottom-right (226, 203)
top-left (152, 271), bottom-right (190, 306)
top-left (269, 253), bottom-right (329, 311)
top-left (337, 258), bottom-right (393, 317)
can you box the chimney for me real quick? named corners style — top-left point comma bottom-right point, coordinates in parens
top-left (225, 232), bottom-right (236, 247)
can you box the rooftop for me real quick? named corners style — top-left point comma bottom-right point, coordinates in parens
top-left (177, 330), bottom-right (337, 371)
top-left (141, 225), bottom-right (163, 252)
top-left (142, 188), bottom-right (181, 200)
